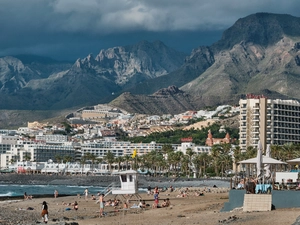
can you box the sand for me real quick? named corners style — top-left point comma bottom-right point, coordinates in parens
top-left (0, 187), bottom-right (300, 225)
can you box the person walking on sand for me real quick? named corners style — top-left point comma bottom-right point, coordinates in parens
top-left (84, 188), bottom-right (89, 201)
top-left (41, 201), bottom-right (49, 224)
top-left (54, 190), bottom-right (58, 198)
top-left (99, 194), bottom-right (104, 217)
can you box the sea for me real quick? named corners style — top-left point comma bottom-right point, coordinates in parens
top-left (0, 179), bottom-right (230, 197)
top-left (0, 184), bottom-right (111, 197)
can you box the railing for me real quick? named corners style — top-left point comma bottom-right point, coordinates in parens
top-left (103, 182), bottom-right (119, 197)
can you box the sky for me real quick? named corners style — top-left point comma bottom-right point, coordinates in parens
top-left (1, 0), bottom-right (300, 61)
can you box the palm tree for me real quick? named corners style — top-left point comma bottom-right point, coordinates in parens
top-left (245, 146), bottom-right (257, 159)
top-left (186, 148), bottom-right (195, 177)
top-left (173, 151), bottom-right (184, 176)
top-left (282, 143), bottom-right (297, 161)
top-left (123, 154), bottom-right (131, 170)
top-left (63, 155), bottom-right (73, 175)
top-left (161, 144), bottom-right (173, 156)
top-left (54, 154), bottom-right (63, 174)
top-left (104, 150), bottom-right (115, 172)
top-left (181, 155), bottom-right (190, 177)
top-left (9, 158), bottom-right (16, 165)
top-left (80, 156), bottom-right (87, 175)
top-left (233, 146), bottom-right (245, 176)
top-left (89, 153), bottom-right (97, 171)
top-left (23, 152), bottom-right (31, 162)
top-left (115, 156), bottom-right (124, 171)
top-left (282, 143), bottom-right (297, 170)
top-left (192, 154), bottom-right (202, 178)
top-left (201, 153), bottom-right (210, 177)
top-left (55, 154), bottom-right (62, 164)
top-left (211, 144), bottom-right (222, 176)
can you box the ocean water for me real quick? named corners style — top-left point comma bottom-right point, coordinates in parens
top-left (0, 179), bottom-right (230, 197)
top-left (0, 184), bottom-right (107, 197)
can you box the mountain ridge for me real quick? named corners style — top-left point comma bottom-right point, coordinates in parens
top-left (1, 13), bottom-right (300, 117)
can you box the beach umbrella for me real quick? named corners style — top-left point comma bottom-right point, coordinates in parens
top-left (238, 156), bottom-right (287, 164)
top-left (264, 144), bottom-right (271, 179)
top-left (256, 140), bottom-right (263, 178)
top-left (286, 158), bottom-right (300, 165)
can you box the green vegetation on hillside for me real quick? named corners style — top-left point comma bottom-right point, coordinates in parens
top-left (119, 123), bottom-right (239, 145)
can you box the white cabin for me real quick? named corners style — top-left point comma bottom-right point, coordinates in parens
top-left (112, 170), bottom-right (138, 194)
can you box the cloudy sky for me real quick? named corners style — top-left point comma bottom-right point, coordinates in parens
top-left (1, 0), bottom-right (300, 61)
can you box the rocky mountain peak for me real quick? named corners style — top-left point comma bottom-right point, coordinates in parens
top-left (213, 13), bottom-right (300, 51)
top-left (153, 85), bottom-right (184, 96)
top-left (0, 56), bottom-right (26, 73)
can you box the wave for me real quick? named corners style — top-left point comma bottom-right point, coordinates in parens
top-left (67, 185), bottom-right (95, 188)
top-left (0, 191), bottom-right (15, 196)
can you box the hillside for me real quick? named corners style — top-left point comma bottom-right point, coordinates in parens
top-left (110, 86), bottom-right (197, 115)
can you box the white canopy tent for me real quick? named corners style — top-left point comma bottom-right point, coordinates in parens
top-left (238, 156), bottom-right (287, 165)
top-left (286, 158), bottom-right (300, 165)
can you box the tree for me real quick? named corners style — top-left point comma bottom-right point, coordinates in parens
top-left (161, 144), bottom-right (174, 155)
top-left (89, 153), bottom-right (98, 171)
top-left (173, 151), bottom-right (184, 176)
top-left (233, 146), bottom-right (245, 182)
top-left (192, 154), bottom-right (202, 178)
top-left (55, 155), bottom-right (62, 164)
top-left (123, 154), bottom-right (131, 170)
top-left (104, 150), bottom-right (115, 171)
top-left (80, 156), bottom-right (87, 175)
top-left (115, 156), bottom-right (124, 171)
top-left (211, 144), bottom-right (222, 176)
top-left (63, 155), bottom-right (73, 175)
top-left (23, 152), bottom-right (31, 162)
top-left (186, 148), bottom-right (195, 177)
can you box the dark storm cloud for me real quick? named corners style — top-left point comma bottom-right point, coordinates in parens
top-left (1, 0), bottom-right (300, 60)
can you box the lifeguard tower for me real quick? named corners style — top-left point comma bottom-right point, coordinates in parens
top-left (111, 170), bottom-right (142, 200)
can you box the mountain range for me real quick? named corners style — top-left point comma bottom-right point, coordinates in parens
top-left (1, 12), bottom-right (300, 116)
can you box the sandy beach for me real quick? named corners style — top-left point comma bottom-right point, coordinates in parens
top-left (0, 186), bottom-right (300, 225)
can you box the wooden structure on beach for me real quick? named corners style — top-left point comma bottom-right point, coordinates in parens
top-left (111, 170), bottom-right (141, 200)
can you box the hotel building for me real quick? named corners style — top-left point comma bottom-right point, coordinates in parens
top-left (239, 94), bottom-right (300, 151)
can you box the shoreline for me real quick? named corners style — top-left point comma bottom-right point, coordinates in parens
top-left (0, 173), bottom-right (231, 188)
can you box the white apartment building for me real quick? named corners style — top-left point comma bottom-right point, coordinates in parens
top-left (80, 141), bottom-right (165, 158)
top-left (239, 95), bottom-right (300, 151)
top-left (35, 133), bottom-right (68, 143)
top-left (0, 135), bottom-right (18, 145)
top-left (0, 141), bottom-right (75, 168)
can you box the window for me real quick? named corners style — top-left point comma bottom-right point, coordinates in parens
top-left (129, 175), bottom-right (133, 182)
top-left (121, 175), bottom-right (127, 182)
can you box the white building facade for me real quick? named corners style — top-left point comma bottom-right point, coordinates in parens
top-left (239, 95), bottom-right (300, 151)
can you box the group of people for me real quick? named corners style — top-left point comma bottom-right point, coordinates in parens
top-left (150, 185), bottom-right (171, 208)
top-left (39, 185), bottom-right (174, 223)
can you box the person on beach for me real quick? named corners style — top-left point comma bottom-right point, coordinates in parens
top-left (74, 201), bottom-right (78, 210)
top-left (147, 185), bottom-right (151, 195)
top-left (99, 193), bottom-right (104, 217)
top-left (84, 188), bottom-right (89, 201)
top-left (153, 193), bottom-right (159, 208)
top-left (138, 200), bottom-right (146, 208)
top-left (24, 192), bottom-right (27, 200)
top-left (161, 198), bottom-right (170, 207)
top-left (54, 190), bottom-right (58, 198)
top-left (41, 201), bottom-right (49, 224)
